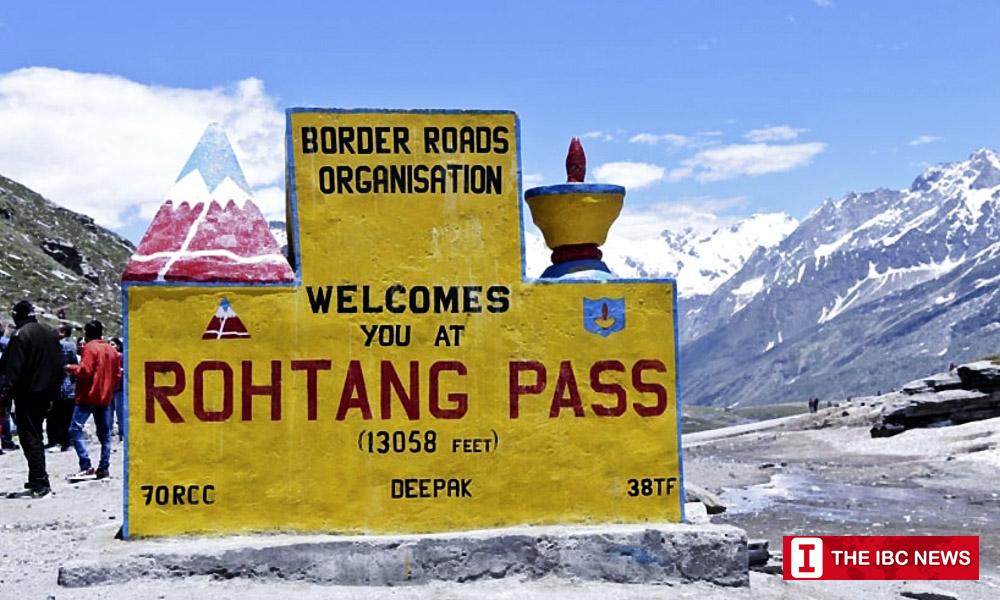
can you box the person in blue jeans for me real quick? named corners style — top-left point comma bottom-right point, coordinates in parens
top-left (50, 324), bottom-right (79, 450)
top-left (0, 408), bottom-right (16, 451)
top-left (68, 396), bottom-right (113, 478)
top-left (66, 320), bottom-right (120, 480)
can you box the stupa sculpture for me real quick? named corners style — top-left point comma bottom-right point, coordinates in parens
top-left (524, 138), bottom-right (625, 278)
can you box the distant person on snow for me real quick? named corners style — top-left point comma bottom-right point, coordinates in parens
top-left (0, 301), bottom-right (64, 497)
top-left (66, 320), bottom-right (121, 480)
top-left (48, 323), bottom-right (79, 452)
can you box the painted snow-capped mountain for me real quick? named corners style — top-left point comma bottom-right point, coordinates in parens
top-left (122, 124), bottom-right (294, 283)
top-left (682, 147), bottom-right (1000, 406)
top-left (202, 297), bottom-right (250, 339)
top-left (525, 212), bottom-right (798, 297)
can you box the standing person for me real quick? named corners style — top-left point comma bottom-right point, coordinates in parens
top-left (0, 321), bottom-right (19, 452)
top-left (66, 320), bottom-right (120, 480)
top-left (109, 337), bottom-right (124, 441)
top-left (48, 324), bottom-right (79, 451)
top-left (0, 301), bottom-right (63, 497)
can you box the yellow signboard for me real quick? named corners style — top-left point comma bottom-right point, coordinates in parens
top-left (124, 110), bottom-right (683, 538)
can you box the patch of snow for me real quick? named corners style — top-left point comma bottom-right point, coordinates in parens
top-left (974, 273), bottom-right (1000, 289)
top-left (730, 276), bottom-right (764, 313)
top-left (269, 223), bottom-right (288, 249)
top-left (50, 269), bottom-right (78, 281)
top-left (878, 205), bottom-right (938, 246)
top-left (961, 186), bottom-right (995, 222)
top-left (819, 257), bottom-right (964, 324)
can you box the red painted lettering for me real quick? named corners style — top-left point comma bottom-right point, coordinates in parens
top-left (550, 360), bottom-right (584, 417)
top-left (632, 359), bottom-right (668, 417)
top-left (590, 360), bottom-right (626, 417)
top-left (429, 361), bottom-right (467, 419)
top-left (507, 361), bottom-right (546, 418)
top-left (291, 359), bottom-right (331, 420)
top-left (380, 360), bottom-right (419, 420)
top-left (241, 360), bottom-right (282, 421)
top-left (144, 361), bottom-right (185, 423)
top-left (193, 361), bottom-right (233, 422)
top-left (336, 360), bottom-right (372, 420)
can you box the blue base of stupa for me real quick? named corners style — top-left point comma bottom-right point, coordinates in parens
top-left (540, 259), bottom-right (612, 278)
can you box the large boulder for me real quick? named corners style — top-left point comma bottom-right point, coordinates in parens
top-left (900, 371), bottom-right (964, 395)
top-left (39, 238), bottom-right (100, 283)
top-left (956, 361), bottom-right (1000, 391)
top-left (871, 363), bottom-right (1000, 438)
top-left (684, 482), bottom-right (727, 514)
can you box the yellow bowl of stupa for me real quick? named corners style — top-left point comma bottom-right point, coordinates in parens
top-left (524, 183), bottom-right (625, 249)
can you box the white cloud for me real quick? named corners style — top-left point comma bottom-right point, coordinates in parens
top-left (582, 130), bottom-right (614, 142)
top-left (628, 131), bottom-right (722, 149)
top-left (668, 142), bottom-right (826, 182)
top-left (629, 133), bottom-right (692, 147)
top-left (0, 67), bottom-right (285, 227)
top-left (522, 173), bottom-right (545, 188)
top-left (744, 125), bottom-right (807, 142)
top-left (814, 0), bottom-right (834, 7)
top-left (253, 186), bottom-right (286, 221)
top-left (909, 135), bottom-right (943, 146)
top-left (592, 161), bottom-right (665, 189)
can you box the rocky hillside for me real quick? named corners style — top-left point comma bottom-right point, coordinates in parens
top-left (0, 174), bottom-right (133, 333)
top-left (682, 148), bottom-right (1000, 406)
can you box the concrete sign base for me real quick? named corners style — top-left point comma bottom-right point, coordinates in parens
top-left (58, 523), bottom-right (749, 588)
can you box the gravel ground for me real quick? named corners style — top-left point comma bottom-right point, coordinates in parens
top-left (2, 406), bottom-right (999, 598)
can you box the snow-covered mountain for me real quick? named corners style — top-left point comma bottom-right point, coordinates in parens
top-left (269, 220), bottom-right (288, 255)
top-left (525, 211), bottom-right (798, 297)
top-left (682, 148), bottom-right (1000, 406)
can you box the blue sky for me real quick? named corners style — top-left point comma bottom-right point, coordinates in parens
top-left (1, 1), bottom-right (999, 242)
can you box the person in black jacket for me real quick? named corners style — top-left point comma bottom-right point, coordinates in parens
top-left (0, 300), bottom-right (63, 497)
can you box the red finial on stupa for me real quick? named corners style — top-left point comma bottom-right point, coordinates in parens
top-left (566, 137), bottom-right (586, 183)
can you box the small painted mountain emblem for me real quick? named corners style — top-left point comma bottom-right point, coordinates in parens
top-left (202, 297), bottom-right (250, 340)
top-left (583, 298), bottom-right (625, 337)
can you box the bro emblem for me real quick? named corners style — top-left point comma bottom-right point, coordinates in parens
top-left (583, 297), bottom-right (625, 337)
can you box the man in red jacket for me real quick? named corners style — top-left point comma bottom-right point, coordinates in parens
top-left (66, 320), bottom-right (121, 480)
